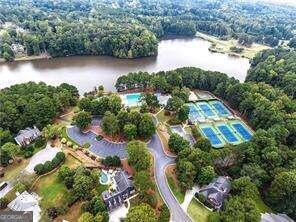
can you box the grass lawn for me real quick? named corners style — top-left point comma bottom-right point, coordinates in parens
top-left (34, 153), bottom-right (82, 209)
top-left (196, 31), bottom-right (269, 59)
top-left (2, 158), bottom-right (29, 181)
top-left (166, 174), bottom-right (185, 203)
top-left (188, 198), bottom-right (211, 222)
top-left (156, 110), bottom-right (171, 124)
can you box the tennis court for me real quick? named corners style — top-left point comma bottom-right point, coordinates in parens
top-left (209, 101), bottom-right (232, 117)
top-left (200, 125), bottom-right (224, 147)
top-left (188, 103), bottom-right (204, 122)
top-left (216, 123), bottom-right (240, 144)
top-left (230, 121), bottom-right (253, 141)
top-left (196, 102), bottom-right (217, 118)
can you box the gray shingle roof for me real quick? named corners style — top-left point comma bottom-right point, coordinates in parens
top-left (14, 126), bottom-right (41, 146)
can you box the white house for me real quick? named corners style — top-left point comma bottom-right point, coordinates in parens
top-left (8, 191), bottom-right (41, 222)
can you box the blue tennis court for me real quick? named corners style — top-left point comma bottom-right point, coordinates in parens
top-left (232, 122), bottom-right (252, 141)
top-left (188, 103), bottom-right (202, 122)
top-left (210, 101), bottom-right (232, 117)
top-left (200, 126), bottom-right (223, 147)
top-left (197, 103), bottom-right (216, 117)
top-left (217, 124), bottom-right (239, 143)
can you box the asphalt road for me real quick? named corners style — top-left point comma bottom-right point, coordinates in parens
top-left (148, 134), bottom-right (192, 222)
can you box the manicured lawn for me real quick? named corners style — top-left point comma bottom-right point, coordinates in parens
top-left (187, 198), bottom-right (211, 222)
top-left (166, 174), bottom-right (185, 203)
top-left (2, 159), bottom-right (29, 181)
top-left (196, 31), bottom-right (269, 59)
top-left (34, 153), bottom-right (82, 209)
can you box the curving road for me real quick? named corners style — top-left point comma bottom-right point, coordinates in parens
top-left (148, 134), bottom-right (192, 222)
top-left (67, 126), bottom-right (192, 221)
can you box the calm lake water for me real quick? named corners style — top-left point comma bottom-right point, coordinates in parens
top-left (0, 38), bottom-right (250, 93)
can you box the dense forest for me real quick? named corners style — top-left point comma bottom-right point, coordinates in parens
top-left (116, 67), bottom-right (296, 220)
top-left (247, 47), bottom-right (296, 99)
top-left (0, 0), bottom-right (296, 61)
top-left (0, 82), bottom-right (79, 134)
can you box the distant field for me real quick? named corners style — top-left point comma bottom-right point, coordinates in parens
top-left (196, 31), bottom-right (270, 59)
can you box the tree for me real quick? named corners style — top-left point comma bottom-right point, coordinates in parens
top-left (78, 97), bottom-right (93, 112)
top-left (288, 38), bottom-right (296, 49)
top-left (168, 133), bottom-right (189, 154)
top-left (197, 166), bottom-right (216, 185)
top-left (176, 105), bottom-right (189, 122)
top-left (58, 165), bottom-right (73, 182)
top-left (267, 170), bottom-right (296, 217)
top-left (84, 195), bottom-right (108, 215)
top-left (34, 163), bottom-right (45, 175)
top-left (108, 94), bottom-right (122, 115)
top-left (124, 124), bottom-right (137, 141)
top-left (165, 96), bottom-right (184, 112)
top-left (73, 174), bottom-right (94, 200)
top-left (176, 160), bottom-right (196, 190)
top-left (14, 182), bottom-right (26, 193)
top-left (0, 128), bottom-right (13, 146)
top-left (101, 111), bottom-right (119, 136)
top-left (78, 212), bottom-right (94, 222)
top-left (127, 140), bottom-right (151, 172)
top-left (134, 171), bottom-right (153, 192)
top-left (73, 111), bottom-right (92, 130)
top-left (221, 196), bottom-right (261, 222)
top-left (141, 93), bottom-right (159, 111)
top-left (126, 203), bottom-right (157, 222)
top-left (194, 137), bottom-right (212, 152)
top-left (101, 156), bottom-right (121, 167)
top-left (43, 124), bottom-right (63, 140)
top-left (1, 142), bottom-right (20, 159)
top-left (117, 110), bottom-right (130, 130)
top-left (137, 114), bottom-right (155, 139)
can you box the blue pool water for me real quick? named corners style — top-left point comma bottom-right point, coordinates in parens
top-left (217, 125), bottom-right (238, 143)
top-left (201, 127), bottom-right (222, 146)
top-left (211, 101), bottom-right (231, 116)
top-left (198, 103), bottom-right (216, 117)
top-left (100, 172), bottom-right (108, 184)
top-left (232, 122), bottom-right (252, 141)
top-left (125, 93), bottom-right (141, 107)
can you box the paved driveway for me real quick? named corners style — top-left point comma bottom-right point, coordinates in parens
top-left (67, 126), bottom-right (192, 221)
top-left (67, 126), bottom-right (127, 159)
top-left (148, 134), bottom-right (192, 222)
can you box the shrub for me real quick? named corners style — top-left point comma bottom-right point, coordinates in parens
top-left (66, 141), bottom-right (73, 147)
top-left (101, 156), bottom-right (121, 167)
top-left (96, 135), bottom-right (103, 141)
top-left (24, 150), bottom-right (33, 158)
top-left (34, 152), bottom-right (65, 175)
top-left (158, 204), bottom-right (170, 222)
top-left (0, 197), bottom-right (8, 209)
top-left (191, 125), bottom-right (201, 140)
top-left (61, 138), bottom-right (67, 144)
top-left (14, 182), bottom-right (26, 193)
top-left (34, 163), bottom-right (45, 175)
top-left (83, 143), bottom-right (90, 149)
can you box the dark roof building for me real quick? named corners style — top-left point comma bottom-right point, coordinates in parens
top-left (14, 126), bottom-right (41, 147)
top-left (199, 176), bottom-right (231, 210)
top-left (102, 170), bottom-right (135, 211)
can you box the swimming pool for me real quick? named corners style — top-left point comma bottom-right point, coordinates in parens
top-left (210, 101), bottom-right (232, 117)
top-left (231, 121), bottom-right (253, 141)
top-left (216, 124), bottom-right (240, 144)
top-left (200, 125), bottom-right (224, 147)
top-left (100, 172), bottom-right (110, 185)
top-left (122, 93), bottom-right (141, 107)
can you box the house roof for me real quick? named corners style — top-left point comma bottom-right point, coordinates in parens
top-left (199, 176), bottom-right (231, 209)
top-left (261, 213), bottom-right (294, 222)
top-left (14, 126), bottom-right (41, 145)
top-left (8, 191), bottom-right (41, 222)
top-left (114, 170), bottom-right (133, 192)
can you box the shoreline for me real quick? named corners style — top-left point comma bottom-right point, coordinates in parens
top-left (196, 31), bottom-right (270, 59)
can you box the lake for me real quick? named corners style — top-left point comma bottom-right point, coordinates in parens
top-left (0, 38), bottom-right (250, 93)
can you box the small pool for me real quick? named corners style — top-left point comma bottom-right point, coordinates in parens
top-left (122, 93), bottom-right (141, 107)
top-left (100, 172), bottom-right (110, 185)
